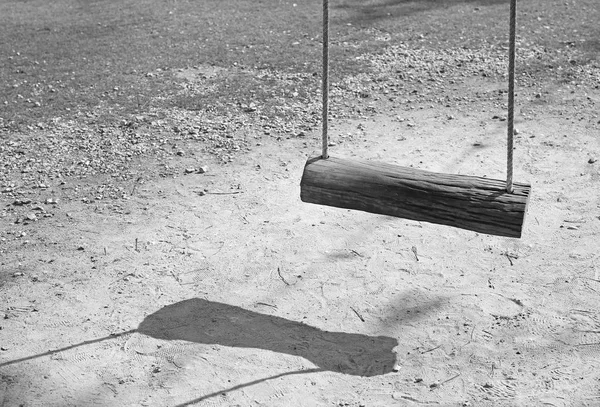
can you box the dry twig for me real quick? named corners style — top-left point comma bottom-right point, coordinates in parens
top-left (277, 267), bottom-right (290, 286)
top-left (350, 306), bottom-right (365, 322)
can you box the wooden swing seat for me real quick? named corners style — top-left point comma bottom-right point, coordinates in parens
top-left (300, 155), bottom-right (531, 238)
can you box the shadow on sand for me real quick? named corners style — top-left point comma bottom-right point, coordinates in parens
top-left (137, 298), bottom-right (398, 377)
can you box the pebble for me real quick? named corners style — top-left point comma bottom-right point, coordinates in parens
top-left (589, 157), bottom-right (597, 164)
top-left (13, 199), bottom-right (31, 206)
top-left (197, 166), bottom-right (208, 174)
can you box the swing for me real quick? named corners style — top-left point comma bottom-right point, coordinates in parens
top-left (300, 0), bottom-right (531, 238)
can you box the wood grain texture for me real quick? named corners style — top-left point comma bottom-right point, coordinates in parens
top-left (300, 156), bottom-right (531, 238)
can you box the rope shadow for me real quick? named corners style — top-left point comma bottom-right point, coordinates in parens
top-left (137, 298), bottom-right (398, 377)
top-left (0, 330), bottom-right (136, 368)
top-left (173, 368), bottom-right (324, 407)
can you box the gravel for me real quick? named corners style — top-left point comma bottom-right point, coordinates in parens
top-left (1, 37), bottom-right (598, 205)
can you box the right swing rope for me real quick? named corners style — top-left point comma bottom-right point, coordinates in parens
top-left (506, 0), bottom-right (518, 194)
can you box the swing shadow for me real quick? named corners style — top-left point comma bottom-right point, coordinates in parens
top-left (136, 298), bottom-right (398, 377)
top-left (0, 297), bottom-right (445, 377)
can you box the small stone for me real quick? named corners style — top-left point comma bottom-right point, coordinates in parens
top-left (197, 166), bottom-right (208, 174)
top-left (589, 157), bottom-right (597, 164)
top-left (184, 168), bottom-right (195, 174)
top-left (1, 346), bottom-right (8, 351)
top-left (45, 198), bottom-right (58, 205)
top-left (25, 213), bottom-right (37, 221)
top-left (243, 103), bottom-right (257, 113)
top-left (12, 272), bottom-right (24, 277)
top-left (176, 151), bottom-right (185, 156)
top-left (513, 128), bottom-right (520, 135)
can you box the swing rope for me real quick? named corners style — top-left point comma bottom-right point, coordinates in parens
top-left (322, 0), bottom-right (330, 160)
top-left (506, 0), bottom-right (517, 193)
top-left (320, 0), bottom-right (518, 193)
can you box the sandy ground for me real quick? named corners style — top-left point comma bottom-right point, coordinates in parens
top-left (1, 69), bottom-right (600, 406)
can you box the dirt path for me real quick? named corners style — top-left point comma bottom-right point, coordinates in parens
top-left (2, 81), bottom-right (600, 406)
